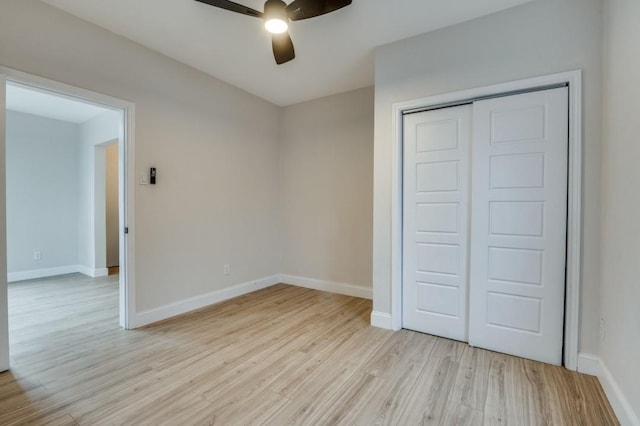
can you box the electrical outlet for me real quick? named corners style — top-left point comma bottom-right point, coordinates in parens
top-left (33, 251), bottom-right (42, 261)
top-left (223, 264), bottom-right (231, 276)
top-left (599, 318), bottom-right (606, 342)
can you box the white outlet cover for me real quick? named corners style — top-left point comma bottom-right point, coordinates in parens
top-left (139, 171), bottom-right (148, 185)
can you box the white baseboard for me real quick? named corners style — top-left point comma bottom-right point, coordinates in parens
top-left (598, 358), bottom-right (640, 426)
top-left (133, 275), bottom-right (281, 328)
top-left (279, 274), bottom-right (372, 300)
top-left (77, 265), bottom-right (109, 278)
top-left (577, 352), bottom-right (600, 376)
top-left (371, 311), bottom-right (393, 330)
top-left (133, 274), bottom-right (371, 329)
top-left (8, 265), bottom-right (82, 282)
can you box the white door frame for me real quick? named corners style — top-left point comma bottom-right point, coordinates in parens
top-left (0, 77), bottom-right (8, 371)
top-left (0, 67), bottom-right (137, 334)
top-left (389, 70), bottom-right (582, 370)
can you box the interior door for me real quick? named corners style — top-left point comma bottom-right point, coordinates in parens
top-left (0, 75), bottom-right (9, 372)
top-left (468, 87), bottom-right (568, 365)
top-left (402, 105), bottom-right (471, 341)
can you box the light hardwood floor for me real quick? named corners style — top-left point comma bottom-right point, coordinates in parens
top-left (1, 274), bottom-right (618, 425)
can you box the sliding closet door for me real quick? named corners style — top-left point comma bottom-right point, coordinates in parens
top-left (468, 87), bottom-right (568, 365)
top-left (402, 105), bottom-right (471, 341)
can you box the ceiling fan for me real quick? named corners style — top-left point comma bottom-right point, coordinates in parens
top-left (195, 0), bottom-right (353, 65)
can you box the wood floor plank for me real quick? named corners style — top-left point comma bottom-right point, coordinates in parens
top-left (447, 344), bottom-right (493, 411)
top-left (351, 331), bottom-right (437, 425)
top-left (394, 355), bottom-right (461, 425)
top-left (306, 371), bottom-right (384, 425)
top-left (208, 388), bottom-right (291, 425)
top-left (0, 274), bottom-right (619, 425)
top-left (439, 404), bottom-right (485, 426)
top-left (361, 329), bottom-right (421, 378)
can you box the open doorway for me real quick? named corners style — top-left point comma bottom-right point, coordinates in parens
top-left (0, 69), bottom-right (135, 372)
top-left (6, 83), bottom-right (120, 280)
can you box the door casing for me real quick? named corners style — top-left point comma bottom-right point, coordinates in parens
top-left (385, 70), bottom-right (583, 370)
top-left (0, 76), bottom-right (8, 372)
top-left (0, 67), bottom-right (137, 374)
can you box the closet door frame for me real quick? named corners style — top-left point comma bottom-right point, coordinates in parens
top-left (387, 70), bottom-right (583, 371)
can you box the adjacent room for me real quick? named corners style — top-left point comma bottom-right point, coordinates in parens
top-left (0, 0), bottom-right (638, 424)
top-left (5, 83), bottom-right (121, 283)
top-left (4, 83), bottom-right (125, 374)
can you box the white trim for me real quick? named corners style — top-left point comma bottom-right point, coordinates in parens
top-left (279, 274), bottom-right (373, 300)
top-left (387, 70), bottom-right (583, 370)
top-left (8, 265), bottom-right (82, 282)
top-left (0, 66), bottom-right (137, 330)
top-left (577, 352), bottom-right (600, 376)
top-left (563, 71), bottom-right (583, 372)
top-left (134, 274), bottom-right (372, 329)
top-left (133, 275), bottom-right (281, 328)
top-left (370, 311), bottom-right (393, 329)
top-left (121, 106), bottom-right (136, 330)
top-left (77, 265), bottom-right (109, 278)
top-left (599, 359), bottom-right (640, 426)
top-left (0, 76), bottom-right (8, 372)
top-left (7, 264), bottom-right (111, 282)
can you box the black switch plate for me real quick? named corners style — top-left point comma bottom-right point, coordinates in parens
top-left (150, 167), bottom-right (156, 185)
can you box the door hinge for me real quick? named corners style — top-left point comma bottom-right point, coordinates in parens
top-left (124, 227), bottom-right (129, 234)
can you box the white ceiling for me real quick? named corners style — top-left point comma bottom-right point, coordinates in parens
top-left (39, 0), bottom-right (532, 106)
top-left (6, 83), bottom-right (111, 124)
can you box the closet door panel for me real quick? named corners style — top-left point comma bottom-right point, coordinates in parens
top-left (468, 87), bottom-right (568, 365)
top-left (402, 105), bottom-right (471, 341)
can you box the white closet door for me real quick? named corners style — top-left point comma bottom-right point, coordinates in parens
top-left (402, 105), bottom-right (471, 341)
top-left (469, 87), bottom-right (568, 365)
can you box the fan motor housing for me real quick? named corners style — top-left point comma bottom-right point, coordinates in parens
top-left (264, 0), bottom-right (287, 16)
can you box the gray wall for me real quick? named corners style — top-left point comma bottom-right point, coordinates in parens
top-left (601, 0), bottom-right (640, 419)
top-left (0, 0), bottom-right (282, 312)
top-left (6, 111), bottom-right (80, 275)
top-left (373, 0), bottom-right (604, 354)
top-left (280, 87), bottom-right (374, 288)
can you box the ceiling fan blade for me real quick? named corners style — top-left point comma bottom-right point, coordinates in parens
top-left (272, 32), bottom-right (296, 65)
top-left (286, 0), bottom-right (351, 21)
top-left (194, 0), bottom-right (263, 18)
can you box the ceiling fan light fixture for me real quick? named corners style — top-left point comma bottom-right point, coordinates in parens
top-left (265, 18), bottom-right (288, 34)
top-left (195, 0), bottom-right (353, 65)
top-left (263, 0), bottom-right (289, 34)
